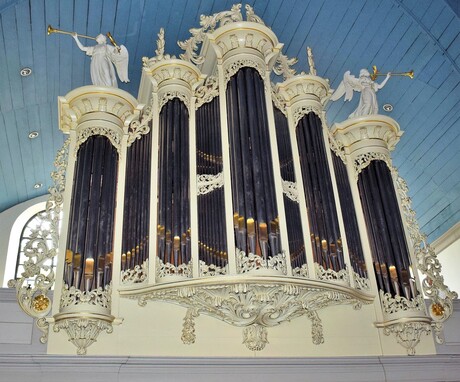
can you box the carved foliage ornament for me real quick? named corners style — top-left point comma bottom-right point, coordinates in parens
top-left (127, 280), bottom-right (369, 351)
top-left (159, 90), bottom-right (190, 113)
top-left (60, 284), bottom-right (112, 311)
top-left (121, 260), bottom-right (149, 285)
top-left (8, 138), bottom-right (69, 343)
top-left (383, 321), bottom-right (431, 356)
top-left (273, 53), bottom-right (298, 80)
top-left (142, 28), bottom-right (176, 69)
top-left (128, 104), bottom-right (152, 146)
top-left (315, 263), bottom-right (350, 286)
top-left (179, 4), bottom-right (243, 64)
top-left (236, 248), bottom-right (287, 275)
top-left (281, 179), bottom-right (299, 203)
top-left (224, 58), bottom-right (265, 85)
top-left (293, 105), bottom-right (323, 127)
top-left (379, 290), bottom-right (425, 315)
top-left (156, 257), bottom-right (193, 279)
top-left (53, 317), bottom-right (113, 355)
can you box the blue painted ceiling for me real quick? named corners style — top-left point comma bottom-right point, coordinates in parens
top-left (0, 0), bottom-right (459, 242)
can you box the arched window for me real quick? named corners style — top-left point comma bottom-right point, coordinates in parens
top-left (14, 209), bottom-right (57, 286)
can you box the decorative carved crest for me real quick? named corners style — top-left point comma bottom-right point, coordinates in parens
top-left (273, 53), bottom-right (298, 80)
top-left (143, 28), bottom-right (176, 69)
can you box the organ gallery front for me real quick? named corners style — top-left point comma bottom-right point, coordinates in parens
top-left (9, 4), bottom-right (456, 357)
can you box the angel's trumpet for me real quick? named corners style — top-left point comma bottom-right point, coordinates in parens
top-left (371, 65), bottom-right (414, 80)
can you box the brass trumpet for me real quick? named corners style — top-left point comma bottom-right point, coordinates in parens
top-left (47, 25), bottom-right (96, 40)
top-left (47, 25), bottom-right (119, 49)
top-left (370, 65), bottom-right (414, 81)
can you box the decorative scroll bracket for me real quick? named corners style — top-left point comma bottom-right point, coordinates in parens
top-left (120, 277), bottom-right (373, 351)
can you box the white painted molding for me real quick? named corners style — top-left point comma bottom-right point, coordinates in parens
top-left (432, 221), bottom-right (460, 254)
top-left (0, 354), bottom-right (460, 382)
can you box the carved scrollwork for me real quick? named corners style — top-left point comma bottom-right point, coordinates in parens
top-left (281, 179), bottom-right (299, 203)
top-left (179, 4), bottom-right (243, 65)
top-left (197, 172), bottom-right (224, 195)
top-left (123, 277), bottom-right (371, 351)
top-left (315, 263), bottom-right (350, 285)
top-left (292, 263), bottom-right (309, 278)
top-left (382, 321), bottom-right (431, 356)
top-left (53, 316), bottom-right (113, 355)
top-left (271, 85), bottom-right (287, 114)
top-left (76, 125), bottom-right (122, 155)
top-left (245, 4), bottom-right (265, 25)
top-left (195, 76), bottom-right (219, 109)
top-left (391, 165), bottom-right (457, 336)
top-left (8, 139), bottom-right (69, 342)
top-left (353, 271), bottom-right (371, 291)
top-left (159, 90), bottom-right (190, 113)
top-left (273, 53), bottom-right (298, 80)
top-left (121, 260), bottom-right (148, 285)
top-left (236, 249), bottom-right (287, 275)
top-left (293, 105), bottom-right (323, 127)
top-left (156, 257), bottom-right (193, 279)
top-left (199, 260), bottom-right (228, 276)
top-left (128, 105), bottom-right (152, 147)
top-left (224, 58), bottom-right (265, 85)
top-left (379, 291), bottom-right (425, 315)
top-left (328, 130), bottom-right (346, 163)
top-left (60, 284), bottom-right (112, 311)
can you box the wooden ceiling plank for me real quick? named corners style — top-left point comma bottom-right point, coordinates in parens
top-left (38, 103), bottom-right (57, 188)
top-left (58, 0), bottom-right (74, 95)
top-left (0, 17), bottom-right (13, 112)
top-left (277, 0), bottom-right (310, 50)
top-left (26, 105), bottom-right (46, 187)
top-left (71, 0), bottom-right (89, 88)
top-left (100, 0), bottom-right (118, 35)
top-left (44, 0), bottom-right (61, 101)
top-left (86, 0), bottom-right (104, 43)
top-left (283, 0), bottom-right (323, 56)
top-left (429, 7), bottom-right (455, 41)
top-left (2, 110), bottom-right (28, 204)
top-left (0, 113), bottom-right (17, 210)
top-left (15, 1), bottom-right (36, 107)
top-left (30, 0), bottom-right (49, 105)
top-left (270, 0), bottom-right (297, 37)
top-left (1, 5), bottom-right (24, 110)
top-left (289, 3), bottom-right (341, 68)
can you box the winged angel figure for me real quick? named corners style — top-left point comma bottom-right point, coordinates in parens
top-left (330, 69), bottom-right (390, 118)
top-left (72, 33), bottom-right (129, 87)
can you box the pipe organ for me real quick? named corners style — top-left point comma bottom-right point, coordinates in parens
top-left (10, 4), bottom-right (456, 357)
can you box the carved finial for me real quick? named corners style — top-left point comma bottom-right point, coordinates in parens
top-left (245, 4), bottom-right (265, 25)
top-left (307, 46), bottom-right (317, 76)
top-left (143, 28), bottom-right (175, 69)
top-left (155, 28), bottom-right (165, 60)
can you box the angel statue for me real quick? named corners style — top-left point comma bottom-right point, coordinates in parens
top-left (330, 69), bottom-right (390, 118)
top-left (72, 32), bottom-right (129, 87)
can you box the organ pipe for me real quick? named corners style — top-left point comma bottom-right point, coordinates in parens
top-left (358, 160), bottom-right (416, 298)
top-left (296, 113), bottom-right (344, 271)
top-left (64, 136), bottom-right (118, 290)
top-left (226, 68), bottom-right (281, 262)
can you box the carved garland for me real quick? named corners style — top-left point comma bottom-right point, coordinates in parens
top-left (8, 138), bottom-right (69, 344)
top-left (199, 261), bottom-right (228, 277)
top-left (76, 126), bottom-right (122, 155)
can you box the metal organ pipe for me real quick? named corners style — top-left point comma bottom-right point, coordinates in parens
top-left (226, 67), bottom-right (281, 264)
top-left (296, 113), bottom-right (344, 272)
top-left (157, 98), bottom-right (191, 269)
top-left (358, 160), bottom-right (416, 299)
top-left (64, 136), bottom-right (118, 291)
top-left (274, 106), bottom-right (306, 270)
